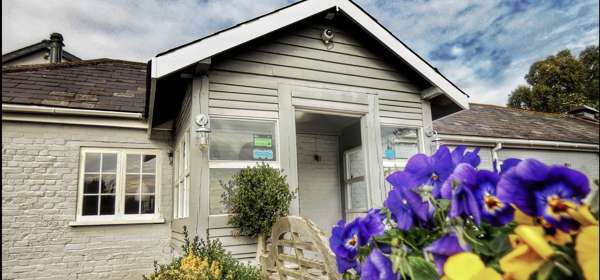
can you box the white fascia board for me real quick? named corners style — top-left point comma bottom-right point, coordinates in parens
top-left (151, 0), bottom-right (335, 78)
top-left (439, 134), bottom-right (600, 151)
top-left (151, 0), bottom-right (469, 109)
top-left (335, 0), bottom-right (468, 109)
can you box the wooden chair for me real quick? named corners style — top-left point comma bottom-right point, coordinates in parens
top-left (259, 216), bottom-right (340, 280)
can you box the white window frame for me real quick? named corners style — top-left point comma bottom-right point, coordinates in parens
top-left (174, 131), bottom-right (190, 219)
top-left (343, 146), bottom-right (369, 214)
top-left (208, 117), bottom-right (280, 217)
top-left (381, 126), bottom-right (424, 172)
top-left (71, 148), bottom-right (163, 226)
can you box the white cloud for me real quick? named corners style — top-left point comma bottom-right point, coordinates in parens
top-left (3, 0), bottom-right (598, 106)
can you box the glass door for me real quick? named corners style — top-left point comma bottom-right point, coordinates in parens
top-left (343, 146), bottom-right (368, 221)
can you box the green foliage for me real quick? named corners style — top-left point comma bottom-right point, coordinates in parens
top-left (144, 227), bottom-right (260, 280)
top-left (508, 45), bottom-right (599, 112)
top-left (227, 163), bottom-right (296, 237)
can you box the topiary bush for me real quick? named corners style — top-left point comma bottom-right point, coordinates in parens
top-left (227, 163), bottom-right (295, 237)
top-left (144, 227), bottom-right (260, 280)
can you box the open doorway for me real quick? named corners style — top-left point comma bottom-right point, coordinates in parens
top-left (294, 111), bottom-right (365, 235)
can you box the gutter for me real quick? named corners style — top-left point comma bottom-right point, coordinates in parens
top-left (439, 134), bottom-right (599, 152)
top-left (2, 104), bottom-right (143, 119)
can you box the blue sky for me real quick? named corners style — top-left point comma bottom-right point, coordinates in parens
top-left (2, 0), bottom-right (598, 105)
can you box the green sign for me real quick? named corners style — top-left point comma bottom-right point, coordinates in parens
top-left (254, 134), bottom-right (272, 147)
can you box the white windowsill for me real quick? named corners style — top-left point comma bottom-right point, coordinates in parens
top-left (68, 218), bottom-right (165, 227)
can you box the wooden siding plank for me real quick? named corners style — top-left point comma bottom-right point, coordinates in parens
top-left (377, 91), bottom-right (422, 103)
top-left (209, 99), bottom-right (279, 111)
top-left (379, 111), bottom-right (422, 120)
top-left (209, 91), bottom-right (278, 103)
top-left (235, 50), bottom-right (409, 82)
top-left (292, 88), bottom-right (368, 104)
top-left (212, 60), bottom-right (420, 93)
top-left (292, 97), bottom-right (369, 113)
top-left (209, 83), bottom-right (278, 96)
top-left (276, 35), bottom-right (379, 59)
top-left (379, 105), bottom-right (422, 113)
top-left (209, 72), bottom-right (278, 89)
top-left (208, 107), bottom-right (279, 119)
top-left (209, 227), bottom-right (241, 237)
top-left (379, 117), bottom-right (423, 126)
top-left (209, 236), bottom-right (257, 247)
top-left (378, 99), bottom-right (422, 107)
top-left (255, 42), bottom-right (396, 71)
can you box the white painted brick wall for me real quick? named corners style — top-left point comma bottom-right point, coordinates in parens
top-left (2, 121), bottom-right (173, 280)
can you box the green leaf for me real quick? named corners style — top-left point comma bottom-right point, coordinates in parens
top-left (407, 256), bottom-right (438, 280)
top-left (536, 261), bottom-right (555, 280)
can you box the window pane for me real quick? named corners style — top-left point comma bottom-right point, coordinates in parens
top-left (84, 174), bottom-right (100, 194)
top-left (142, 155), bottom-right (156, 173)
top-left (349, 181), bottom-right (367, 210)
top-left (126, 154), bottom-right (141, 173)
top-left (126, 175), bottom-right (140, 194)
top-left (100, 195), bottom-right (115, 215)
top-left (124, 195), bottom-right (140, 214)
top-left (209, 168), bottom-right (240, 215)
top-left (381, 127), bottom-right (419, 161)
top-left (82, 196), bottom-right (98, 215)
top-left (210, 119), bottom-right (277, 161)
top-left (84, 153), bottom-right (101, 172)
top-left (101, 174), bottom-right (116, 193)
top-left (141, 195), bottom-right (155, 214)
top-left (142, 175), bottom-right (155, 193)
top-left (347, 149), bottom-right (365, 178)
top-left (102, 153), bottom-right (117, 172)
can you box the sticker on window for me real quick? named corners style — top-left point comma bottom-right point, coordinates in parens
top-left (253, 149), bottom-right (274, 160)
top-left (254, 134), bottom-right (272, 148)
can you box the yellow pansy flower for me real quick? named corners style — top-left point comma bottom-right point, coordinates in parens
top-left (500, 225), bottom-right (555, 280)
top-left (443, 252), bottom-right (502, 280)
top-left (576, 226), bottom-right (599, 280)
top-left (568, 204), bottom-right (599, 227)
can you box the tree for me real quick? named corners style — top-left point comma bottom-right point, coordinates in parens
top-left (507, 46), bottom-right (598, 112)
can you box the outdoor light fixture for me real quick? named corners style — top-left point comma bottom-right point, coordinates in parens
top-left (425, 127), bottom-right (441, 152)
top-left (194, 113), bottom-right (211, 150)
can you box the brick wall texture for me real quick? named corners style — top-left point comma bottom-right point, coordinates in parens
top-left (2, 121), bottom-right (173, 280)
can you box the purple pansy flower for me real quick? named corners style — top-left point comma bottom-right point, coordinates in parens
top-left (330, 210), bottom-right (386, 273)
top-left (329, 219), bottom-right (363, 273)
top-left (492, 158), bottom-right (522, 174)
top-left (497, 159), bottom-right (590, 232)
top-left (404, 145), bottom-right (454, 198)
top-left (361, 249), bottom-right (396, 280)
top-left (424, 232), bottom-right (470, 275)
top-left (451, 145), bottom-right (481, 168)
top-left (441, 163), bottom-right (482, 225)
top-left (472, 170), bottom-right (514, 226)
top-left (384, 172), bottom-right (429, 230)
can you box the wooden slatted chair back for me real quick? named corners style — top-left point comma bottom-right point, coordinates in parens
top-left (260, 216), bottom-right (339, 280)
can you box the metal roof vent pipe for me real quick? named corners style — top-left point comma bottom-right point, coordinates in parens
top-left (48, 33), bottom-right (64, 64)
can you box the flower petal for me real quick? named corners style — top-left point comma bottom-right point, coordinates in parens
top-left (443, 252), bottom-right (485, 280)
top-left (404, 154), bottom-right (433, 184)
top-left (576, 226), bottom-right (599, 280)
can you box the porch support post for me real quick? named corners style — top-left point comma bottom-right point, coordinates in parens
top-left (421, 100), bottom-right (434, 155)
top-left (278, 84), bottom-right (300, 216)
top-left (190, 75), bottom-right (210, 239)
top-left (364, 94), bottom-right (384, 208)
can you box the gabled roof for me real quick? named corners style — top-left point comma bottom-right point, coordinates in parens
top-left (434, 103), bottom-right (600, 144)
top-left (2, 59), bottom-right (147, 113)
top-left (150, 0), bottom-right (469, 109)
top-left (2, 40), bottom-right (80, 64)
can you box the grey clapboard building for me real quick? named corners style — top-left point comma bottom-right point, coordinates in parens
top-left (1, 0), bottom-right (598, 279)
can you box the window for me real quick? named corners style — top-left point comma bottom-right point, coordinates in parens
top-left (344, 147), bottom-right (368, 213)
top-left (209, 118), bottom-right (278, 215)
top-left (173, 132), bottom-right (190, 219)
top-left (381, 127), bottom-right (421, 189)
top-left (76, 148), bottom-right (161, 223)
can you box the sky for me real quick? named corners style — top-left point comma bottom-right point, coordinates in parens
top-left (2, 0), bottom-right (599, 105)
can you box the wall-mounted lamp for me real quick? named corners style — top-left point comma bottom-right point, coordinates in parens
top-left (194, 113), bottom-right (211, 150)
top-left (425, 127), bottom-right (441, 153)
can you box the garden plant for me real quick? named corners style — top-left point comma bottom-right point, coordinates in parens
top-left (330, 145), bottom-right (599, 280)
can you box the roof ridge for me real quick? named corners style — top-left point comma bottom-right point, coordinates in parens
top-left (2, 58), bottom-right (146, 72)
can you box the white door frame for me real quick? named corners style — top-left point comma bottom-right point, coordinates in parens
top-left (278, 84), bottom-right (383, 218)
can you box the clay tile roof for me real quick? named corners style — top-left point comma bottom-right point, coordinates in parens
top-left (2, 58), bottom-right (147, 113)
top-left (434, 103), bottom-right (599, 144)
